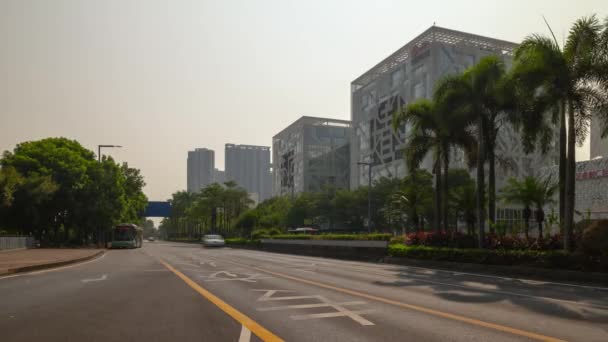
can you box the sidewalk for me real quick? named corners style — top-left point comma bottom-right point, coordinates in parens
top-left (0, 248), bottom-right (104, 276)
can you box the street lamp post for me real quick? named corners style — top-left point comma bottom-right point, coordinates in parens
top-left (97, 145), bottom-right (122, 162)
top-left (358, 161), bottom-right (372, 233)
top-left (96, 144), bottom-right (122, 248)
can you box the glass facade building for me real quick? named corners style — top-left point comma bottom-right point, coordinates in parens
top-left (273, 116), bottom-right (351, 196)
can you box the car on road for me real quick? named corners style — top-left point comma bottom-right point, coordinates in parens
top-left (147, 236), bottom-right (155, 242)
top-left (202, 234), bottom-right (225, 247)
top-left (287, 227), bottom-right (319, 235)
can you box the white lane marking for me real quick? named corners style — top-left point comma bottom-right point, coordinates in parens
top-left (231, 249), bottom-right (608, 291)
top-left (253, 289), bottom-right (374, 326)
top-left (202, 271), bottom-right (271, 283)
top-left (253, 289), bottom-right (293, 301)
top-left (209, 270), bottom-right (238, 278)
top-left (0, 252), bottom-right (107, 280)
top-left (257, 301), bottom-right (365, 311)
top-left (81, 274), bottom-right (108, 283)
top-left (238, 325), bottom-right (251, 342)
top-left (291, 310), bottom-right (375, 324)
top-left (217, 251), bottom-right (608, 310)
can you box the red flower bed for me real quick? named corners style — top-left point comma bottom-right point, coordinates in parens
top-left (404, 231), bottom-right (575, 251)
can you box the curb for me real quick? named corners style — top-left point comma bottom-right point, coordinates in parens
top-left (383, 256), bottom-right (608, 286)
top-left (0, 250), bottom-right (106, 276)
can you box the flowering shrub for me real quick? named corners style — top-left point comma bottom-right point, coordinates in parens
top-left (403, 231), bottom-right (576, 251)
top-left (405, 231), bottom-right (476, 248)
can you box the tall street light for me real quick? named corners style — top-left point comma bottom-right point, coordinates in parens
top-left (96, 144), bottom-right (122, 248)
top-left (98, 145), bottom-right (122, 162)
top-left (357, 161), bottom-right (372, 233)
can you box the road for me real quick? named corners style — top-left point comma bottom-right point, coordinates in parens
top-left (1, 242), bottom-right (607, 341)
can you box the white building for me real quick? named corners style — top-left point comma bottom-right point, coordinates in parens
top-left (542, 157), bottom-right (608, 221)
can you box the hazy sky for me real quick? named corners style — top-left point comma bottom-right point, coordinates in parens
top-left (1, 0), bottom-right (607, 201)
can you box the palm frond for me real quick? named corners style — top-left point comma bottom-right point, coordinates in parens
top-left (564, 15), bottom-right (601, 76)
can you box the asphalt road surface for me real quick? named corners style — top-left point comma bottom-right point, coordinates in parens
top-left (1, 242), bottom-right (607, 342)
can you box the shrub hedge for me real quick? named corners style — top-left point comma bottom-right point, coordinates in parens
top-left (225, 238), bottom-right (260, 246)
top-left (388, 244), bottom-right (605, 271)
top-left (402, 231), bottom-right (571, 250)
top-left (262, 233), bottom-right (392, 241)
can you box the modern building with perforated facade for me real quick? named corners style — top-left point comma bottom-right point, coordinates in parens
top-left (350, 25), bottom-right (559, 227)
top-left (273, 116), bottom-right (351, 197)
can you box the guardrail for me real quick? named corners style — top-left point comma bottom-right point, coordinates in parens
top-left (0, 236), bottom-right (35, 250)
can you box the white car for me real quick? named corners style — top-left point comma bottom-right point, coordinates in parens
top-left (202, 234), bottom-right (225, 247)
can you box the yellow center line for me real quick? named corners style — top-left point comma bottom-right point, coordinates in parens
top-left (218, 257), bottom-right (566, 342)
top-left (159, 259), bottom-right (284, 342)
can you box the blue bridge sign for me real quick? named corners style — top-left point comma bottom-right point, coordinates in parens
top-left (143, 201), bottom-right (172, 217)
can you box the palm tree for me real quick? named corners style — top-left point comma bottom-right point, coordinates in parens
top-left (500, 176), bottom-right (557, 239)
top-left (436, 56), bottom-right (510, 247)
top-left (532, 177), bottom-right (558, 238)
top-left (393, 93), bottom-right (476, 232)
top-left (512, 15), bottom-right (608, 250)
top-left (500, 177), bottom-right (538, 238)
top-left (387, 169), bottom-right (433, 232)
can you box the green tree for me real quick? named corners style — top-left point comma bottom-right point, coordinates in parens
top-left (512, 15), bottom-right (608, 250)
top-left (1, 138), bottom-right (95, 242)
top-left (0, 138), bottom-right (147, 244)
top-left (393, 87), bottom-right (476, 232)
top-left (436, 56), bottom-right (510, 246)
top-left (142, 219), bottom-right (156, 238)
top-left (447, 169), bottom-right (477, 234)
top-left (394, 169), bottom-right (433, 232)
top-left (499, 176), bottom-right (556, 238)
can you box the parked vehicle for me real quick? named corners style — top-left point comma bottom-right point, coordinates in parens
top-left (202, 234), bottom-right (225, 247)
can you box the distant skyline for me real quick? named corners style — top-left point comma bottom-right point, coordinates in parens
top-left (1, 0), bottom-right (606, 201)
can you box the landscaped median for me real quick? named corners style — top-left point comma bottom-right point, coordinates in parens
top-left (226, 233), bottom-right (392, 260)
top-left (387, 243), bottom-right (608, 284)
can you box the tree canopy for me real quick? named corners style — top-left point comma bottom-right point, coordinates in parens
top-left (0, 138), bottom-right (148, 245)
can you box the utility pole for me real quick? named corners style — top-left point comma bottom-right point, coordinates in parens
top-left (358, 161), bottom-right (373, 233)
top-left (98, 145), bottom-right (122, 162)
top-left (96, 144), bottom-right (122, 247)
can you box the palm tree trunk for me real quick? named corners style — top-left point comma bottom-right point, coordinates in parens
top-left (564, 102), bottom-right (576, 252)
top-left (434, 162), bottom-right (442, 231)
top-left (488, 148), bottom-right (496, 233)
top-left (442, 153), bottom-right (449, 232)
top-left (476, 117), bottom-right (486, 248)
top-left (559, 102), bottom-right (566, 229)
